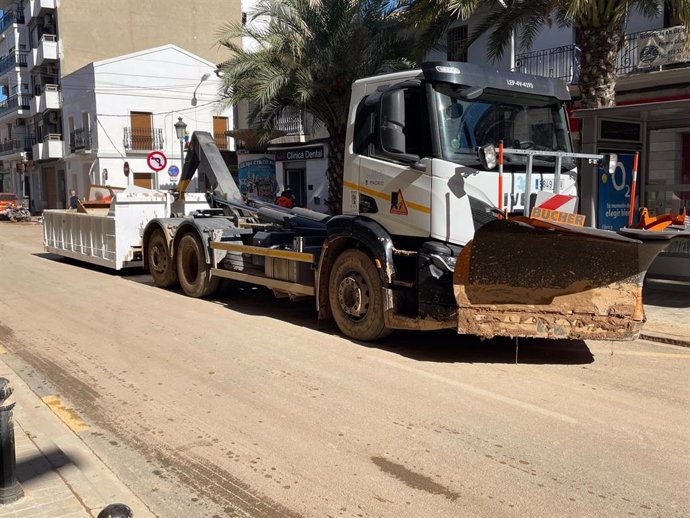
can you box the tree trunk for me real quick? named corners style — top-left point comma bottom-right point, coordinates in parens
top-left (576, 28), bottom-right (623, 108)
top-left (326, 129), bottom-right (346, 215)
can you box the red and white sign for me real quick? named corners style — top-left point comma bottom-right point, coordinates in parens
top-left (146, 151), bottom-right (167, 172)
top-left (533, 192), bottom-right (577, 213)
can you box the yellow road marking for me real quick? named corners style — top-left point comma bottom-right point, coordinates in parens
top-left (42, 395), bottom-right (90, 434)
top-left (344, 181), bottom-right (431, 214)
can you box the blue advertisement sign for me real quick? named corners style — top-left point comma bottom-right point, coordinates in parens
top-left (597, 153), bottom-right (638, 230)
top-left (238, 156), bottom-right (277, 202)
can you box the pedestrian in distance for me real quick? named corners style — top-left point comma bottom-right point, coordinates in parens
top-left (69, 190), bottom-right (79, 210)
top-left (276, 188), bottom-right (295, 209)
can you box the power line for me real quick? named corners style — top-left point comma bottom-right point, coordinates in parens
top-left (94, 100), bottom-right (220, 117)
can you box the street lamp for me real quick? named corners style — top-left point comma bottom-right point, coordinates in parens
top-left (191, 73), bottom-right (211, 106)
top-left (174, 117), bottom-right (187, 169)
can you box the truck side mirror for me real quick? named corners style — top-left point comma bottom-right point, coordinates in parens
top-left (379, 90), bottom-right (420, 164)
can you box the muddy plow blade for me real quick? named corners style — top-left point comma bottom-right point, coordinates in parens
top-left (454, 219), bottom-right (688, 340)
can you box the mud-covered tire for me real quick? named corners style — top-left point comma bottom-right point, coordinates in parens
top-left (176, 233), bottom-right (219, 298)
top-left (147, 229), bottom-right (178, 288)
top-left (328, 249), bottom-right (392, 341)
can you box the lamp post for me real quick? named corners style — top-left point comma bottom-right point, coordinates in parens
top-left (174, 117), bottom-right (187, 171)
top-left (191, 73), bottom-right (211, 107)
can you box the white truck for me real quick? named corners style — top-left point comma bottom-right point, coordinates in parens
top-left (44, 62), bottom-right (688, 342)
top-left (43, 185), bottom-right (208, 270)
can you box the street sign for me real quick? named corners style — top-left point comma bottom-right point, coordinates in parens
top-left (146, 151), bottom-right (167, 172)
top-left (168, 165), bottom-right (179, 178)
top-left (123, 161), bottom-right (130, 177)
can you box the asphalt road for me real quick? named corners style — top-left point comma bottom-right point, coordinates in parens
top-left (1, 222), bottom-right (688, 517)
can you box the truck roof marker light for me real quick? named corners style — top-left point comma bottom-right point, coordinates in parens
top-left (436, 66), bottom-right (461, 74)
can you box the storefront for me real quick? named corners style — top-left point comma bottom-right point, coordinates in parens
top-left (268, 142), bottom-right (329, 212)
top-left (576, 99), bottom-right (690, 279)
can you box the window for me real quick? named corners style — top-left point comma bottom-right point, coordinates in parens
top-left (354, 85), bottom-right (432, 162)
top-left (129, 111), bottom-right (153, 150)
top-left (447, 26), bottom-right (468, 62)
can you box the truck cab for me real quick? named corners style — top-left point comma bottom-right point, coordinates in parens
top-left (344, 62), bottom-right (575, 246)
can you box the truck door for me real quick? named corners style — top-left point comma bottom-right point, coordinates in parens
top-left (348, 84), bottom-right (432, 237)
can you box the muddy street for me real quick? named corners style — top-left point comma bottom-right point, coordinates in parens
top-left (0, 222), bottom-right (689, 517)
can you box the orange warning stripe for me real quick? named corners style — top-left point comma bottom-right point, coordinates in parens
top-left (343, 181), bottom-right (431, 214)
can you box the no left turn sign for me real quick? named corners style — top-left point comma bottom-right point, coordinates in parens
top-left (147, 151), bottom-right (167, 172)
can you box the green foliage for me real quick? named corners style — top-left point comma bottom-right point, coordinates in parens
top-left (217, 0), bottom-right (413, 138)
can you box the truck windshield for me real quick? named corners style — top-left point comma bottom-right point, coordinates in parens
top-left (433, 83), bottom-right (572, 167)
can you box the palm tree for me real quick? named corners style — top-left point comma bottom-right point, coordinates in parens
top-left (217, 0), bottom-right (412, 214)
top-left (399, 0), bottom-right (690, 108)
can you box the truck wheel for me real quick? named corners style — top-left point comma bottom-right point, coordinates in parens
top-left (176, 233), bottom-right (219, 298)
top-left (329, 249), bottom-right (391, 341)
top-left (147, 229), bottom-right (178, 288)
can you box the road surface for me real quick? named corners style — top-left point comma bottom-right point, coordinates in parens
top-left (0, 222), bottom-right (688, 517)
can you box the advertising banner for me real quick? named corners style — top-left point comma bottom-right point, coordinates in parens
top-left (637, 26), bottom-right (689, 69)
top-left (238, 155), bottom-right (277, 202)
top-left (597, 153), bottom-right (638, 230)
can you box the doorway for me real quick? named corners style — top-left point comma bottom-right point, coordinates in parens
top-left (285, 167), bottom-right (306, 207)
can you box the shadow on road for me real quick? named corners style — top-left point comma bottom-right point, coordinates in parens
top-left (35, 253), bottom-right (594, 365)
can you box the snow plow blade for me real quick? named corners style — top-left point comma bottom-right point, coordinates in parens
top-left (454, 219), bottom-right (687, 340)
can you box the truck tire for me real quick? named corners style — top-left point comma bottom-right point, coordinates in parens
top-left (176, 233), bottom-right (219, 298)
top-left (329, 249), bottom-right (392, 341)
top-left (147, 229), bottom-right (178, 288)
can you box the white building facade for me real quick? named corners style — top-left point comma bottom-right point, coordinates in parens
top-left (60, 45), bottom-right (233, 203)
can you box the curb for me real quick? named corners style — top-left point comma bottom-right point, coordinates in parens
top-left (639, 331), bottom-right (690, 348)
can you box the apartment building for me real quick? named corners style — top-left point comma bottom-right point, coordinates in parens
top-left (61, 45), bottom-right (232, 200)
top-left (0, 0), bottom-right (240, 209)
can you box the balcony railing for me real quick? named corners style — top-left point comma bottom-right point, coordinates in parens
top-left (0, 94), bottom-right (31, 116)
top-left (0, 51), bottom-right (28, 75)
top-left (214, 132), bottom-right (229, 150)
top-left (516, 25), bottom-right (689, 85)
top-left (0, 137), bottom-right (32, 155)
top-left (0, 6), bottom-right (25, 33)
top-left (70, 128), bottom-right (91, 153)
top-left (123, 127), bottom-right (164, 151)
top-left (516, 45), bottom-right (580, 84)
top-left (275, 108), bottom-right (305, 136)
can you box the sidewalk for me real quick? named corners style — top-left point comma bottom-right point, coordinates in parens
top-left (0, 358), bottom-right (154, 518)
top-left (641, 278), bottom-right (690, 347)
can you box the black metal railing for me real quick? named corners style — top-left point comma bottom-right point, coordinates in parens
top-left (70, 128), bottom-right (91, 153)
top-left (516, 25), bottom-right (690, 84)
top-left (0, 7), bottom-right (25, 34)
top-left (0, 138), bottom-right (31, 155)
top-left (123, 127), bottom-right (164, 151)
top-left (214, 132), bottom-right (229, 150)
top-left (0, 94), bottom-right (31, 115)
top-left (515, 45), bottom-right (580, 84)
top-left (0, 52), bottom-right (28, 75)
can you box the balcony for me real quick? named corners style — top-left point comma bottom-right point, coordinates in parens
top-left (69, 128), bottom-right (91, 153)
top-left (0, 136), bottom-right (32, 157)
top-left (274, 107), bottom-right (305, 136)
top-left (30, 83), bottom-right (59, 115)
top-left (123, 127), bottom-right (164, 151)
top-left (516, 25), bottom-right (690, 85)
top-left (29, 33), bottom-right (57, 70)
top-left (23, 0), bottom-right (55, 22)
top-left (0, 94), bottom-right (31, 119)
top-left (0, 6), bottom-right (25, 34)
top-left (214, 132), bottom-right (229, 150)
top-left (0, 51), bottom-right (28, 76)
top-left (32, 133), bottom-right (63, 160)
